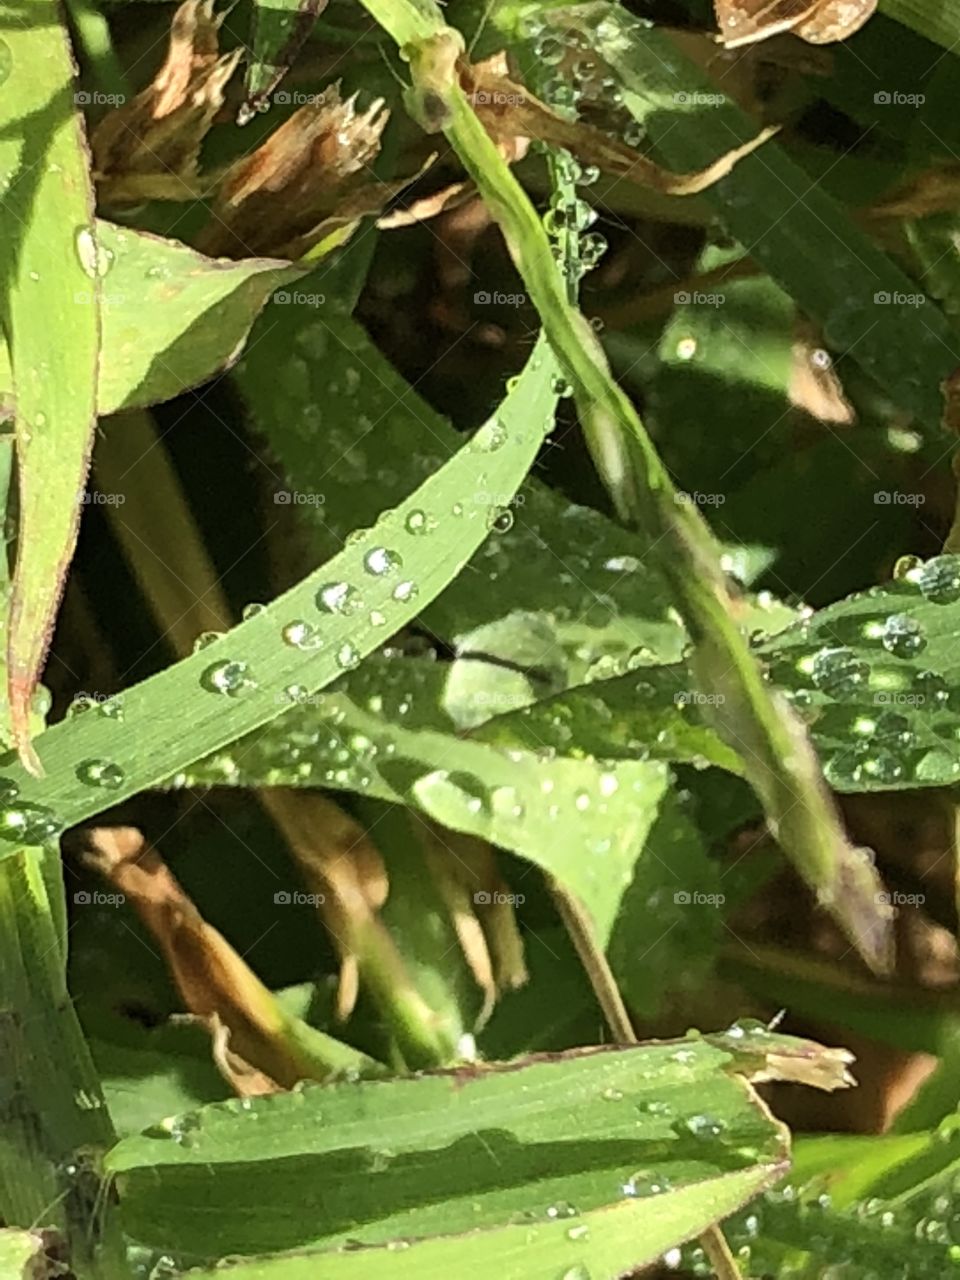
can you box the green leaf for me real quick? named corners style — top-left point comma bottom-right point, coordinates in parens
top-left (0, 0), bottom-right (100, 766)
top-left (758, 554), bottom-right (960, 790)
top-left (165, 1173), bottom-right (779, 1279)
top-left (105, 1036), bottom-right (790, 1262)
top-left (171, 663), bottom-right (671, 951)
top-left (0, 338), bottom-right (559, 832)
top-left (0, 222), bottom-right (303, 416)
top-left (242, 0), bottom-right (326, 116)
top-left (233, 304), bottom-right (687, 682)
top-left (585, 3), bottom-right (958, 430)
top-left (881, 0), bottom-right (960, 49)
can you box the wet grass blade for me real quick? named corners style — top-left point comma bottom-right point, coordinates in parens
top-left (0, 1), bottom-right (100, 771)
top-left (0, 338), bottom-right (559, 831)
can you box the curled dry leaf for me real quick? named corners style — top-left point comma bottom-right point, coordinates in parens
top-left (464, 62), bottom-right (778, 196)
top-left (199, 85), bottom-right (402, 259)
top-left (714, 0), bottom-right (876, 48)
top-left (92, 0), bottom-right (240, 206)
top-left (82, 826), bottom-right (372, 1089)
top-left (789, 325), bottom-right (854, 425)
top-left (415, 823), bottom-right (528, 1029)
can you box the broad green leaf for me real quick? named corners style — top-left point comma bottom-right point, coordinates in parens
top-left (170, 668), bottom-right (672, 951)
top-left (0, 1229), bottom-right (51, 1277)
top-left (759, 554), bottom-right (960, 790)
top-left (234, 304), bottom-right (687, 682)
top-left (0, 337), bottom-right (559, 831)
top-left (171, 1173), bottom-right (780, 1280)
top-left (0, 222), bottom-right (303, 415)
top-left (105, 1036), bottom-right (791, 1262)
top-left (582, 3), bottom-right (958, 430)
top-left (0, 0), bottom-right (100, 766)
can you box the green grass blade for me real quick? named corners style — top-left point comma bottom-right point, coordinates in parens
top-left (880, 0), bottom-right (960, 48)
top-left (105, 1035), bottom-right (792, 1261)
top-left (354, 0), bottom-right (894, 972)
top-left (0, 338), bottom-right (558, 831)
top-left (0, 0), bottom-right (100, 769)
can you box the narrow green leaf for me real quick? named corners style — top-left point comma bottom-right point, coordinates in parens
top-left (0, 338), bottom-right (558, 830)
top-left (880, 0), bottom-right (960, 49)
top-left (0, 0), bottom-right (99, 768)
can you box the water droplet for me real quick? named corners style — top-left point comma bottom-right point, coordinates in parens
top-left (0, 778), bottom-right (19, 805)
top-left (546, 1201), bottom-right (579, 1219)
top-left (914, 555), bottom-right (960, 604)
top-left (363, 547), bottom-right (402, 577)
top-left (76, 759), bottom-right (125, 789)
top-left (566, 1224), bottom-right (590, 1241)
top-left (74, 226), bottom-right (113, 278)
top-left (200, 660), bottom-right (255, 696)
top-left (880, 613), bottom-right (926, 659)
top-left (241, 602), bottom-right (265, 620)
top-left (405, 509), bottom-right (436, 536)
top-left (0, 39), bottom-right (12, 88)
top-left (534, 32), bottom-right (565, 64)
top-left (98, 697), bottom-right (124, 721)
top-left (0, 802), bottom-right (62, 844)
top-left (473, 420), bottom-right (508, 452)
top-left (680, 1113), bottom-right (726, 1140)
top-left (282, 619), bottom-right (322, 650)
top-left (487, 506), bottom-right (514, 533)
top-left (192, 630), bottom-right (224, 652)
top-left (810, 646), bottom-right (868, 699)
top-left (621, 1170), bottom-right (673, 1198)
top-left (392, 580), bottom-right (418, 603)
top-left (336, 643), bottom-right (360, 670)
top-left (316, 582), bottom-right (362, 615)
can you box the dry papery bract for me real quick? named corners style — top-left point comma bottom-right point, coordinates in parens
top-left (714, 0), bottom-right (877, 48)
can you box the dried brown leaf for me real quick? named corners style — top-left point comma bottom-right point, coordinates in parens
top-left (714, 0), bottom-right (876, 48)
top-left (92, 0), bottom-right (239, 206)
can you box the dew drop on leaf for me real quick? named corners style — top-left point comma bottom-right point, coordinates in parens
top-left (915, 555), bottom-right (960, 604)
top-left (200, 660), bottom-right (255, 696)
top-left (363, 547), bottom-right (402, 577)
top-left (76, 759), bottom-right (125, 789)
top-left (487, 506), bottom-right (514, 533)
top-left (880, 613), bottom-right (926, 659)
top-left (316, 582), bottom-right (362, 615)
top-left (0, 802), bottom-right (62, 844)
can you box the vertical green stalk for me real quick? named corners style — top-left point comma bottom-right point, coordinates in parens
top-left (357, 0), bottom-right (893, 974)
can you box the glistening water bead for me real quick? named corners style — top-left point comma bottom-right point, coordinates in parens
top-left (0, 802), bottom-right (62, 844)
top-left (76, 759), bottom-right (125, 789)
top-left (200, 660), bottom-right (255, 696)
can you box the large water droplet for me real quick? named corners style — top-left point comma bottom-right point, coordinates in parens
top-left (810, 646), bottom-right (868, 699)
top-left (880, 613), bottom-right (926, 659)
top-left (75, 226), bottom-right (113, 278)
top-left (392, 580), bottom-right (418, 603)
top-left (914, 555), bottom-right (960, 604)
top-left (316, 582), bottom-right (361, 615)
top-left (405, 509), bottom-right (436, 536)
top-left (363, 547), bottom-right (402, 577)
top-left (336, 643), bottom-right (360, 670)
top-left (76, 759), bottom-right (125, 789)
top-left (282, 620), bottom-right (322, 650)
top-left (0, 802), bottom-right (62, 844)
top-left (487, 506), bottom-right (514, 533)
top-left (200, 660), bottom-right (255, 696)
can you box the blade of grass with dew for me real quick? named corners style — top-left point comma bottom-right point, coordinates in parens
top-left (0, 848), bottom-right (126, 1279)
top-left (138, 1174), bottom-right (784, 1280)
top-left (353, 0), bottom-right (894, 973)
top-left (169, 674), bottom-right (672, 954)
top-left (233, 300), bottom-right (688, 683)
top-left (105, 1034), bottom-right (796, 1261)
top-left (0, 0), bottom-right (100, 770)
top-left (0, 336), bottom-right (559, 832)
